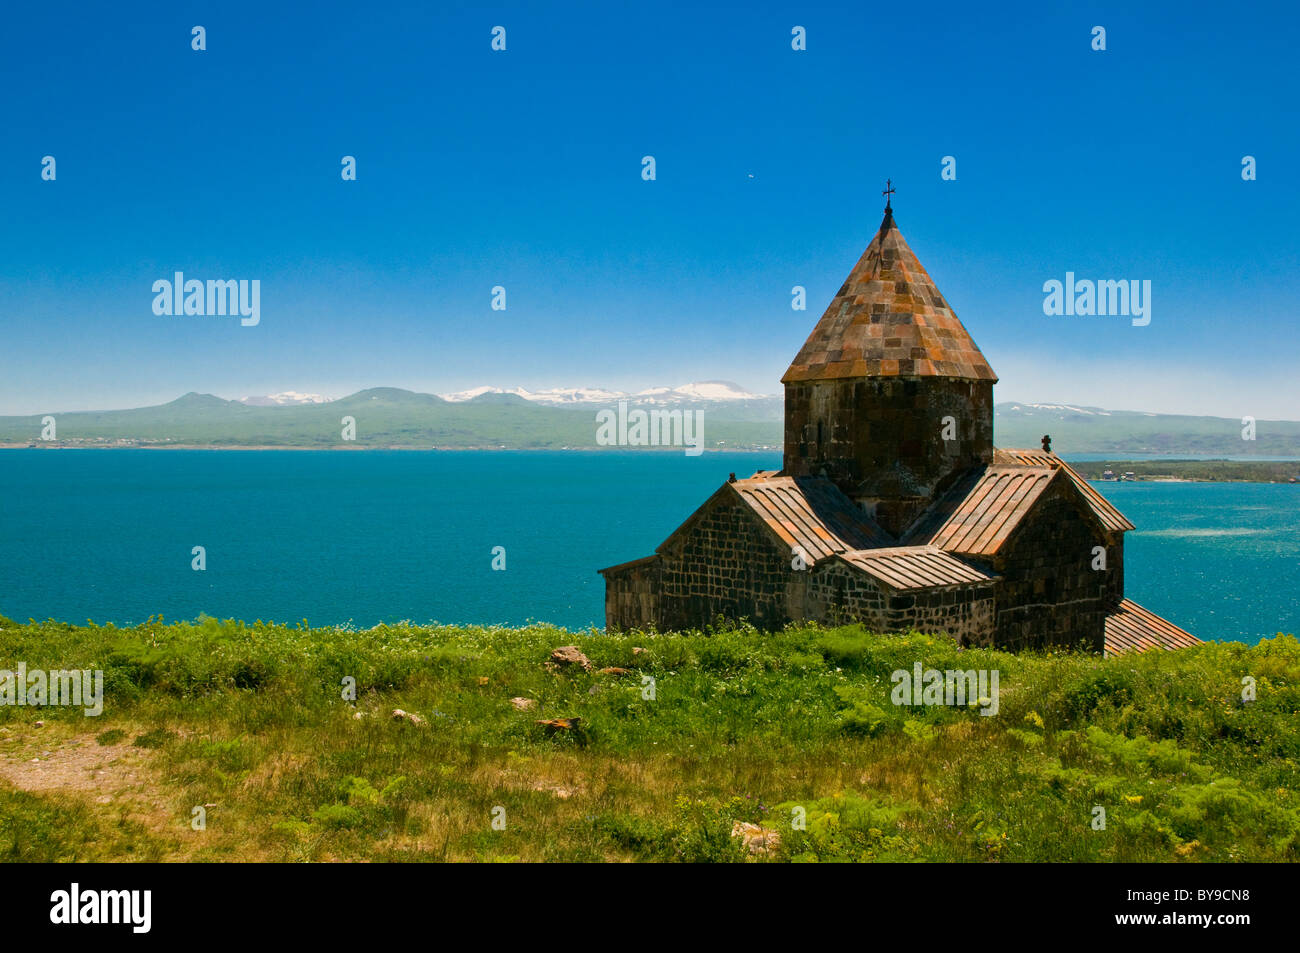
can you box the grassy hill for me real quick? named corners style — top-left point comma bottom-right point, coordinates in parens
top-left (993, 403), bottom-right (1300, 456)
top-left (2, 390), bottom-right (1298, 455)
top-left (1, 616), bottom-right (1296, 862)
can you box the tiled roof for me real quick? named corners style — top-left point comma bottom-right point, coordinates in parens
top-left (782, 209), bottom-right (997, 384)
top-left (905, 466), bottom-right (1056, 556)
top-left (1104, 599), bottom-right (1201, 656)
top-left (993, 449), bottom-right (1134, 532)
top-left (597, 552), bottom-right (660, 575)
top-left (837, 546), bottom-right (995, 591)
top-left (729, 474), bottom-right (893, 561)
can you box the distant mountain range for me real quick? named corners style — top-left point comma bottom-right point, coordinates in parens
top-left (3, 386), bottom-right (1298, 455)
top-left (237, 391), bottom-right (331, 407)
top-left (436, 380), bottom-right (768, 405)
top-left (235, 380), bottom-right (767, 408)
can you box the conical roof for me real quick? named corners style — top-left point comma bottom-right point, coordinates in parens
top-left (782, 209), bottom-right (997, 383)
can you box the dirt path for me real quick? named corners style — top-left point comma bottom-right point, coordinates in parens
top-left (0, 725), bottom-right (186, 857)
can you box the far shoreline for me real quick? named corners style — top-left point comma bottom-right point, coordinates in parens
top-left (2, 445), bottom-right (1298, 484)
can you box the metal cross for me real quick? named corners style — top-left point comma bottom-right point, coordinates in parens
top-left (882, 179), bottom-right (896, 209)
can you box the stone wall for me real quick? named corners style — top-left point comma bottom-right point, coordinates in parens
top-left (805, 559), bottom-right (888, 626)
top-left (782, 376), bottom-right (993, 536)
top-left (632, 490), bottom-right (805, 632)
top-left (807, 560), bottom-right (995, 645)
top-left (988, 479), bottom-right (1109, 651)
top-left (602, 556), bottom-right (662, 631)
top-left (1103, 534), bottom-right (1125, 607)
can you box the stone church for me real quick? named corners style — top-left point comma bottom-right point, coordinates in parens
top-left (600, 201), bottom-right (1200, 656)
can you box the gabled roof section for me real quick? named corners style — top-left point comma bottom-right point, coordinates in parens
top-left (597, 552), bottom-right (660, 576)
top-left (1104, 599), bottom-right (1201, 656)
top-left (728, 474), bottom-right (893, 561)
top-left (994, 449), bottom-right (1134, 532)
top-left (602, 473), bottom-right (892, 575)
top-left (904, 465), bottom-right (1057, 556)
top-left (782, 209), bottom-right (997, 384)
top-left (836, 546), bottom-right (995, 592)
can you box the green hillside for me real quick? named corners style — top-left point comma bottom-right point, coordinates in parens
top-left (0, 389), bottom-right (779, 450)
top-left (993, 403), bottom-right (1300, 456)
top-left (1, 616), bottom-right (1296, 862)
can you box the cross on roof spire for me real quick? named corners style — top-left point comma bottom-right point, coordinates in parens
top-left (882, 178), bottom-right (896, 211)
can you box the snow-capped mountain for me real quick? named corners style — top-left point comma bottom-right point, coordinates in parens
top-left (660, 381), bottom-right (766, 401)
top-left (238, 391), bottom-right (331, 407)
top-left (439, 381), bottom-right (769, 405)
top-left (1003, 402), bottom-right (1156, 419)
top-left (439, 385), bottom-right (630, 404)
top-left (1004, 402), bottom-right (1110, 416)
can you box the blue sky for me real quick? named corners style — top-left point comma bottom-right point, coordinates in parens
top-left (2, 0), bottom-right (1296, 417)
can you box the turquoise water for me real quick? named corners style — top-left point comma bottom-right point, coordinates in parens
top-left (1095, 481), bottom-right (1300, 644)
top-left (1, 450), bottom-right (1295, 643)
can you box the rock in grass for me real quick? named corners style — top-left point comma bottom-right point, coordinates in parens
top-left (535, 717), bottom-right (582, 734)
top-left (510, 697), bottom-right (536, 711)
top-left (391, 709), bottom-right (427, 727)
top-left (731, 821), bottom-right (780, 855)
top-left (547, 646), bottom-right (592, 672)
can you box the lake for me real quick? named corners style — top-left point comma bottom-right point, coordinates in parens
top-left (1, 449), bottom-right (1296, 644)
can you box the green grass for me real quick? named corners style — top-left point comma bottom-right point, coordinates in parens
top-left (0, 614), bottom-right (1297, 862)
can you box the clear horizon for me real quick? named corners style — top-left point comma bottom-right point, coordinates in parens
top-left (3, 0), bottom-right (1297, 418)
